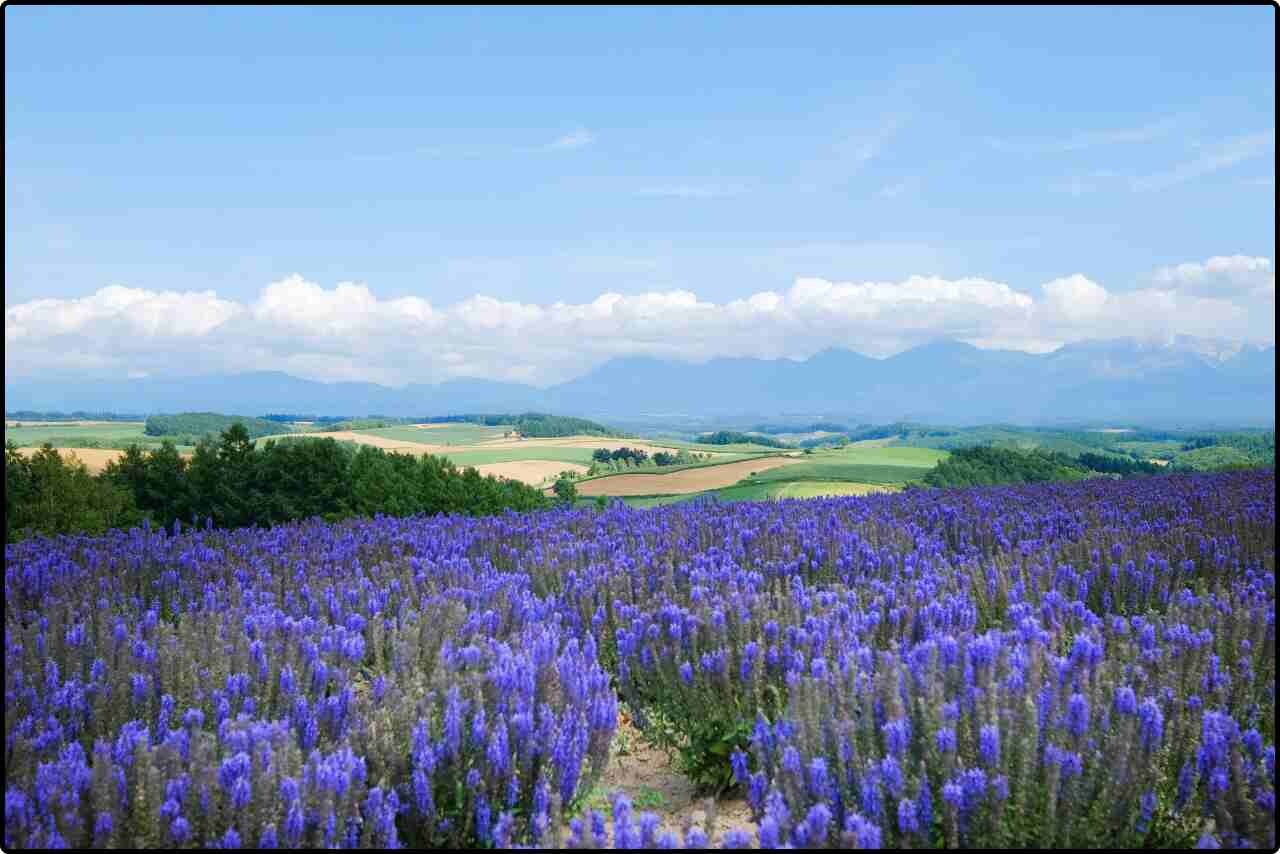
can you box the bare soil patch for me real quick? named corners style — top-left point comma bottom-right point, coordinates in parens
top-left (473, 460), bottom-right (589, 486)
top-left (564, 717), bottom-right (753, 846)
top-left (575, 457), bottom-right (802, 497)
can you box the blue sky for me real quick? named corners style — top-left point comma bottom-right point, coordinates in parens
top-left (4, 6), bottom-right (1276, 385)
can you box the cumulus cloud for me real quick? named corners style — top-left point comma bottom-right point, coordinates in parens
top-left (1150, 255), bottom-right (1274, 299)
top-left (5, 257), bottom-right (1274, 386)
top-left (1042, 274), bottom-right (1109, 322)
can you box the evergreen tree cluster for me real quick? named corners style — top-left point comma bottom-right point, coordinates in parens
top-left (5, 424), bottom-right (549, 542)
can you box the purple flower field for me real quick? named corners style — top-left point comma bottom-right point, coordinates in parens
top-left (4, 470), bottom-right (1275, 849)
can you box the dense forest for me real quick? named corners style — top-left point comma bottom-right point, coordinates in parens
top-left (4, 424), bottom-right (549, 543)
top-left (921, 446), bottom-right (1092, 488)
top-left (144, 412), bottom-right (283, 440)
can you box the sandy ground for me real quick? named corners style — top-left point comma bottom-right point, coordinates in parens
top-left (564, 716), bottom-right (753, 846)
top-left (411, 423), bottom-right (451, 430)
top-left (12, 447), bottom-right (131, 473)
top-left (575, 457), bottom-right (802, 497)
top-left (473, 460), bottom-right (589, 486)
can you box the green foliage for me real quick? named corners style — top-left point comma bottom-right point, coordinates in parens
top-left (5, 442), bottom-right (139, 542)
top-left (1170, 444), bottom-right (1271, 472)
top-left (1076, 451), bottom-right (1165, 476)
top-left (553, 474), bottom-right (579, 506)
top-left (695, 430), bottom-right (791, 448)
top-left (20, 429), bottom-right (551, 539)
top-left (922, 445), bottom-right (1091, 488)
top-left (143, 412), bottom-right (283, 440)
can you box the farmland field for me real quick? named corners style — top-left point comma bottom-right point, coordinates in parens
top-left (443, 446), bottom-right (601, 467)
top-left (816, 443), bottom-right (949, 466)
top-left (574, 456), bottom-right (803, 496)
top-left (769, 479), bottom-right (900, 498)
top-left (472, 459), bottom-right (589, 486)
top-left (3, 470), bottom-right (1273, 849)
top-left (3, 421), bottom-right (150, 447)
top-left (576, 445), bottom-right (947, 503)
top-left (352, 423), bottom-right (507, 445)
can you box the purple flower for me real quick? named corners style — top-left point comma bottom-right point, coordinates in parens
top-left (979, 724), bottom-right (1000, 767)
top-left (1066, 693), bottom-right (1090, 737)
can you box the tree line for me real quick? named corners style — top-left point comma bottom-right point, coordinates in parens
top-left (4, 424), bottom-right (550, 543)
top-left (425, 412), bottom-right (623, 438)
top-left (695, 430), bottom-right (790, 448)
top-left (145, 412), bottom-right (282, 440)
top-left (918, 445), bottom-right (1247, 489)
top-left (921, 446), bottom-right (1092, 488)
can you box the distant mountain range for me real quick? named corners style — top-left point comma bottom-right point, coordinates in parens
top-left (5, 337), bottom-right (1274, 425)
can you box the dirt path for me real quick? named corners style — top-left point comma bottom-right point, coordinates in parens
top-left (575, 457), bottom-right (803, 497)
top-left (564, 717), bottom-right (753, 846)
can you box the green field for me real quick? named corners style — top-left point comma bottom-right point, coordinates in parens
top-left (644, 438), bottom-right (784, 455)
top-left (353, 423), bottom-right (508, 445)
top-left (441, 447), bottom-right (599, 467)
top-left (1113, 440), bottom-right (1184, 459)
top-left (745, 462), bottom-right (925, 485)
top-left (5, 422), bottom-right (150, 448)
top-left (815, 444), bottom-right (949, 467)
top-left (770, 480), bottom-right (900, 499)
top-left (581, 445), bottom-right (945, 506)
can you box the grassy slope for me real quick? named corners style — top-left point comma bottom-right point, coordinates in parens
top-left (4, 422), bottom-right (151, 446)
top-left (2, 422), bottom-right (201, 452)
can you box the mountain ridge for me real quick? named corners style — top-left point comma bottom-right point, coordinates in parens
top-left (5, 338), bottom-right (1274, 424)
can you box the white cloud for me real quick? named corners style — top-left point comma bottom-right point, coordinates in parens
top-left (5, 257), bottom-right (1274, 386)
top-left (1042, 274), bottom-right (1109, 321)
top-left (1150, 255), bottom-right (1274, 298)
